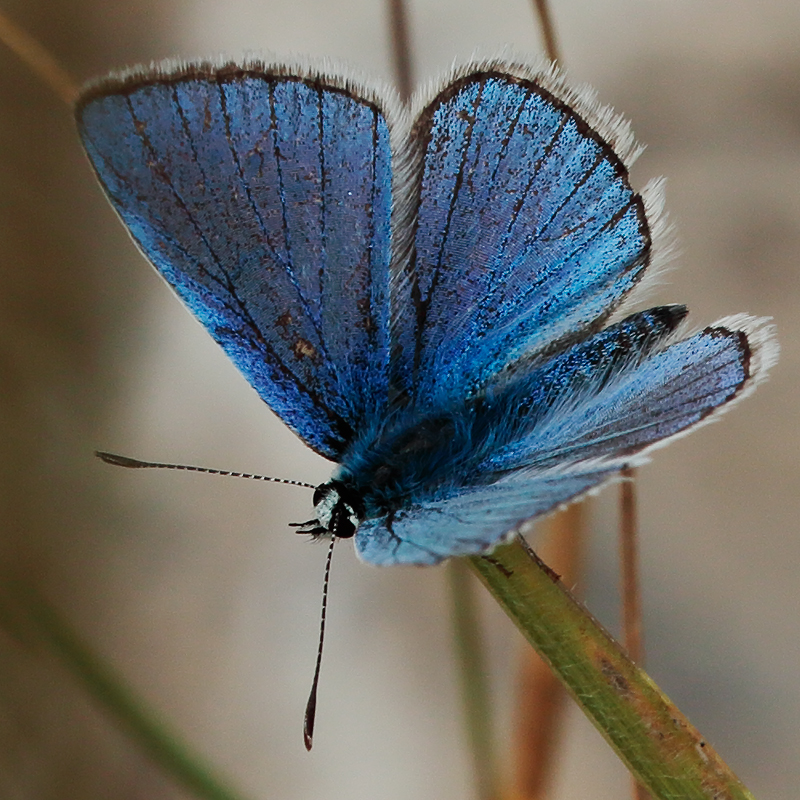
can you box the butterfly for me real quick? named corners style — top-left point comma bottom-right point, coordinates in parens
top-left (75, 57), bottom-right (776, 567)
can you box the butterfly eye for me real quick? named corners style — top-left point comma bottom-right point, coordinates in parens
top-left (312, 485), bottom-right (329, 508)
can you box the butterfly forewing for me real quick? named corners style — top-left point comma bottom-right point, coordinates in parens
top-left (392, 70), bottom-right (650, 411)
top-left (77, 65), bottom-right (393, 459)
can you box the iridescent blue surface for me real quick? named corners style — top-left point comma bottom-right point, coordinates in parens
top-left (80, 71), bottom-right (392, 459)
top-left (77, 61), bottom-right (765, 565)
top-left (393, 76), bottom-right (648, 409)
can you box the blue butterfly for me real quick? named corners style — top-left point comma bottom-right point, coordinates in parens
top-left (76, 58), bottom-right (776, 566)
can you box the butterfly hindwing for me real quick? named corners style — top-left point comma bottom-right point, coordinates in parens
top-left (354, 313), bottom-right (770, 565)
top-left (356, 472), bottom-right (611, 565)
top-left (77, 64), bottom-right (393, 459)
top-left (392, 67), bottom-right (651, 410)
top-left (479, 321), bottom-right (756, 475)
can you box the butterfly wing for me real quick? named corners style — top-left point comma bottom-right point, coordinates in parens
top-left (77, 63), bottom-right (393, 459)
top-left (392, 65), bottom-right (653, 410)
top-left (356, 472), bottom-right (611, 565)
top-left (479, 317), bottom-right (767, 474)
top-left (356, 314), bottom-right (775, 565)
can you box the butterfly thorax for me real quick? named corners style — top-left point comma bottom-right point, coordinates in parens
top-left (305, 404), bottom-right (490, 540)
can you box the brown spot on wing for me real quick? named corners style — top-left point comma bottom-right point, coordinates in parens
top-left (293, 338), bottom-right (318, 360)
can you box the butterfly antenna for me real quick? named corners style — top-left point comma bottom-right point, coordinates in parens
top-left (95, 451), bottom-right (316, 490)
top-left (304, 535), bottom-right (337, 751)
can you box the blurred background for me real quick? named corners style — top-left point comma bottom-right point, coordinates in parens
top-left (0, 0), bottom-right (797, 797)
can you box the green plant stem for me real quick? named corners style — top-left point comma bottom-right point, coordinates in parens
top-left (447, 559), bottom-right (501, 800)
top-left (467, 536), bottom-right (757, 800)
top-left (2, 585), bottom-right (255, 800)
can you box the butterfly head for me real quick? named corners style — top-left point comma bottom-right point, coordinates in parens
top-left (306, 481), bottom-right (364, 539)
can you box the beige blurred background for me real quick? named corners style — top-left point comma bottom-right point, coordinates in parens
top-left (0, 0), bottom-right (797, 798)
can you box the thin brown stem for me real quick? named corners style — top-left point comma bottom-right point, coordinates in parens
top-left (0, 10), bottom-right (78, 105)
top-left (529, 0), bottom-right (561, 64)
top-left (387, 0), bottom-right (414, 102)
top-left (620, 467), bottom-right (651, 800)
top-left (619, 467), bottom-right (643, 663)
